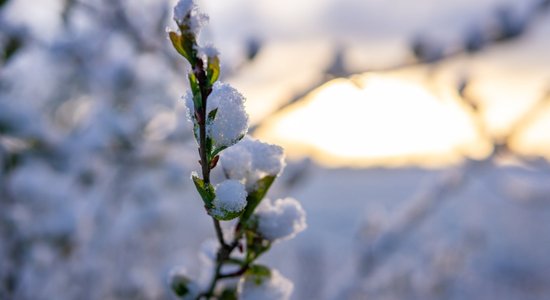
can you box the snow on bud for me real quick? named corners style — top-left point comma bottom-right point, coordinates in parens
top-left (238, 269), bottom-right (294, 300)
top-left (173, 0), bottom-right (193, 23)
top-left (173, 0), bottom-right (208, 33)
top-left (206, 82), bottom-right (249, 148)
top-left (200, 44), bottom-right (219, 59)
top-left (243, 138), bottom-right (285, 176)
top-left (221, 136), bottom-right (285, 190)
top-left (220, 146), bottom-right (252, 181)
top-left (254, 198), bottom-right (306, 242)
top-left (211, 180), bottom-right (247, 219)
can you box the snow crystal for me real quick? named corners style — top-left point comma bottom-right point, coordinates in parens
top-left (206, 82), bottom-right (249, 148)
top-left (182, 83), bottom-right (249, 148)
top-left (173, 0), bottom-right (194, 24)
top-left (200, 44), bottom-right (219, 58)
top-left (173, 0), bottom-right (208, 34)
top-left (182, 91), bottom-right (194, 120)
top-left (255, 198), bottom-right (306, 242)
top-left (238, 269), bottom-right (294, 300)
top-left (212, 180), bottom-right (247, 213)
top-left (220, 136), bottom-right (285, 190)
top-left (220, 145), bottom-right (253, 180)
top-left (242, 138), bottom-right (285, 176)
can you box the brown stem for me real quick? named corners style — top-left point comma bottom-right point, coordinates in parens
top-left (194, 61), bottom-right (210, 185)
top-left (212, 218), bottom-right (227, 248)
top-left (219, 265), bottom-right (250, 279)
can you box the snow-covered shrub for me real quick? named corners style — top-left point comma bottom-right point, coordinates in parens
top-left (167, 1), bottom-right (306, 298)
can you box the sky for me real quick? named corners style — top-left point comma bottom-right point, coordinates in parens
top-left (198, 0), bottom-right (550, 167)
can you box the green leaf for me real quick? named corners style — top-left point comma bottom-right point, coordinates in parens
top-left (205, 137), bottom-right (213, 161)
top-left (170, 273), bottom-right (192, 297)
top-left (168, 31), bottom-right (197, 65)
top-left (192, 175), bottom-right (215, 208)
top-left (3, 35), bottom-right (22, 62)
top-left (211, 207), bottom-right (244, 221)
top-left (168, 31), bottom-right (189, 61)
top-left (207, 108), bottom-right (218, 123)
top-left (188, 73), bottom-right (201, 109)
top-left (240, 175), bottom-right (276, 222)
top-left (211, 145), bottom-right (228, 158)
top-left (248, 264), bottom-right (271, 277)
top-left (218, 287), bottom-right (238, 300)
top-left (245, 265), bottom-right (272, 285)
top-left (210, 134), bottom-right (244, 158)
top-left (245, 228), bottom-right (271, 262)
top-left (207, 55), bottom-right (220, 85)
top-left (192, 123), bottom-right (200, 143)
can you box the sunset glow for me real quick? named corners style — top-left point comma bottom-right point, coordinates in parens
top-left (255, 74), bottom-right (492, 167)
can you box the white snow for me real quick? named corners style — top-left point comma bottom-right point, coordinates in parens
top-left (182, 91), bottom-right (194, 119)
top-left (183, 81), bottom-right (250, 147)
top-left (219, 146), bottom-right (253, 180)
top-left (212, 179), bottom-right (248, 213)
top-left (173, 0), bottom-right (209, 34)
top-left (206, 82), bottom-right (249, 148)
top-left (238, 269), bottom-right (294, 300)
top-left (173, 0), bottom-right (194, 24)
top-left (242, 138), bottom-right (285, 176)
top-left (200, 44), bottom-right (220, 58)
top-left (220, 136), bottom-right (285, 190)
top-left (254, 198), bottom-right (307, 242)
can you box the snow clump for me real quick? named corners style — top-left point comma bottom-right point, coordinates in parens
top-left (221, 137), bottom-right (285, 190)
top-left (211, 179), bottom-right (247, 216)
top-left (200, 44), bottom-right (219, 58)
top-left (238, 269), bottom-right (294, 300)
top-left (182, 82), bottom-right (249, 149)
top-left (254, 198), bottom-right (306, 242)
top-left (173, 0), bottom-right (209, 33)
top-left (206, 82), bottom-right (249, 148)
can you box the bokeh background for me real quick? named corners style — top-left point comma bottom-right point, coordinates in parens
top-left (1, 0), bottom-right (550, 299)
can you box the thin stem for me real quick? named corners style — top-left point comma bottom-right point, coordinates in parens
top-left (212, 218), bottom-right (227, 248)
top-left (219, 265), bottom-right (249, 279)
top-left (204, 260), bottom-right (223, 298)
top-left (194, 60), bottom-right (210, 185)
top-left (199, 229), bottom-right (244, 299)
